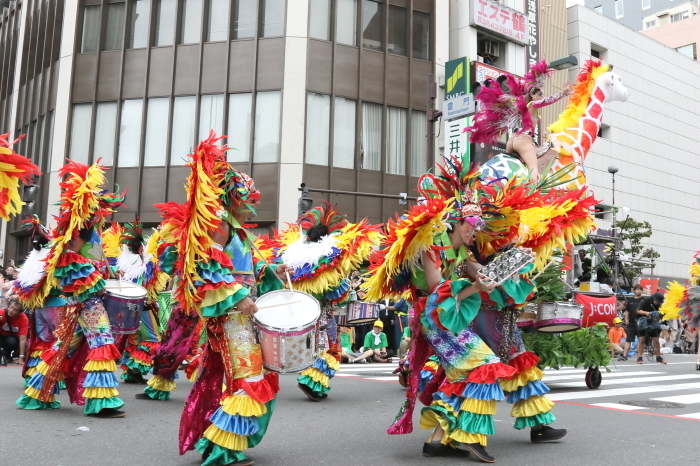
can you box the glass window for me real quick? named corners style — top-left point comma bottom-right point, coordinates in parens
top-left (180, 0), bottom-right (203, 44)
top-left (170, 96), bottom-right (197, 164)
top-left (199, 94), bottom-right (225, 141)
top-left (362, 0), bottom-right (382, 51)
top-left (410, 110), bottom-right (426, 177)
top-left (614, 0), bottom-right (623, 18)
top-left (641, 0), bottom-right (650, 9)
top-left (81, 5), bottom-right (101, 53)
top-left (594, 5), bottom-right (602, 14)
top-left (207, 0), bottom-right (229, 41)
top-left (262, 0), bottom-right (285, 37)
top-left (305, 93), bottom-right (331, 165)
top-left (129, 0), bottom-right (151, 48)
top-left (104, 2), bottom-right (126, 51)
top-left (227, 93), bottom-right (253, 162)
top-left (144, 98), bottom-right (170, 166)
top-left (671, 11), bottom-right (689, 22)
top-left (336, 0), bottom-right (357, 46)
top-left (388, 6), bottom-right (406, 56)
top-left (412, 11), bottom-right (430, 60)
top-left (233, 0), bottom-right (258, 38)
top-left (117, 99), bottom-right (144, 167)
top-left (253, 91), bottom-right (282, 163)
top-left (94, 102), bottom-right (118, 166)
top-left (361, 102), bottom-right (381, 171)
top-left (333, 97), bottom-right (355, 169)
top-left (155, 0), bottom-right (177, 46)
top-left (69, 103), bottom-right (92, 164)
top-left (645, 20), bottom-right (656, 29)
top-left (36, 115), bottom-right (46, 170)
top-left (386, 106), bottom-right (406, 175)
top-left (309, 0), bottom-right (331, 41)
top-left (676, 44), bottom-right (696, 59)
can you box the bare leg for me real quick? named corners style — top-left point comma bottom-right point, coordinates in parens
top-left (622, 341), bottom-right (630, 357)
top-left (652, 337), bottom-right (661, 356)
top-left (356, 350), bottom-right (374, 361)
top-left (637, 336), bottom-right (645, 360)
top-left (512, 134), bottom-right (539, 181)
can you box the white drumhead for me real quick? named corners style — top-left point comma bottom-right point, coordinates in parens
top-left (255, 290), bottom-right (320, 329)
top-left (104, 279), bottom-right (147, 298)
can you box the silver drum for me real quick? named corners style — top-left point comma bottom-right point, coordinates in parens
top-left (534, 302), bottom-right (583, 333)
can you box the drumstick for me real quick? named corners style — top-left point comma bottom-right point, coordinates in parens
top-left (285, 271), bottom-right (294, 295)
top-left (530, 261), bottom-right (554, 281)
top-left (256, 300), bottom-right (302, 310)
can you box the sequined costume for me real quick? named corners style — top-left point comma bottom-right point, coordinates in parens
top-left (156, 133), bottom-right (284, 465)
top-left (16, 160), bottom-right (127, 415)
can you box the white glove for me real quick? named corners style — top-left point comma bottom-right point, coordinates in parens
top-left (379, 304), bottom-right (386, 310)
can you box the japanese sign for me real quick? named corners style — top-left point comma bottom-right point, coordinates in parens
top-left (526, 0), bottom-right (541, 144)
top-left (470, 0), bottom-right (527, 46)
top-left (444, 117), bottom-right (470, 166)
top-left (443, 94), bottom-right (476, 121)
top-left (444, 57), bottom-right (470, 100)
top-left (473, 61), bottom-right (505, 85)
top-left (576, 293), bottom-right (617, 328)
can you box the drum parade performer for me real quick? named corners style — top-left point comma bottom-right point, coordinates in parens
top-left (116, 221), bottom-right (169, 384)
top-left (16, 160), bottom-right (128, 416)
top-left (156, 132), bottom-right (290, 466)
top-left (255, 202), bottom-right (382, 401)
top-left (364, 155), bottom-right (594, 462)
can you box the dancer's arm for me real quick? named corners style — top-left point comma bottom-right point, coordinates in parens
top-left (530, 82), bottom-right (573, 109)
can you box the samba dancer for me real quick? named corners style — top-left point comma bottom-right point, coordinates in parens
top-left (157, 133), bottom-right (290, 466)
top-left (116, 221), bottom-right (169, 384)
top-left (16, 160), bottom-right (127, 417)
top-left (254, 202), bottom-right (382, 401)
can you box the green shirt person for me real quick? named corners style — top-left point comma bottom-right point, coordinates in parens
top-left (357, 321), bottom-right (391, 363)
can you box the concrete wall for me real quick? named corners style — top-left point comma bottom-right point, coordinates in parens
top-left (568, 4), bottom-right (700, 283)
top-left (583, 0), bottom-right (699, 31)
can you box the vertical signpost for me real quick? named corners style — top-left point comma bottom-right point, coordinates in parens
top-left (526, 0), bottom-right (541, 144)
top-left (443, 57), bottom-right (472, 167)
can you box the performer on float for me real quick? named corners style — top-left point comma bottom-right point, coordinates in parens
top-left (156, 132), bottom-right (290, 466)
top-left (117, 221), bottom-right (169, 384)
top-left (468, 60), bottom-right (572, 181)
top-left (255, 202), bottom-right (382, 401)
top-left (16, 160), bottom-right (127, 417)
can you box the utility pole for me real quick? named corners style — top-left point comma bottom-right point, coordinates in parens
top-left (426, 73), bottom-right (442, 171)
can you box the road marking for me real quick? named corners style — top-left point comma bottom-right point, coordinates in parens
top-left (547, 374), bottom-right (700, 388)
top-left (651, 393), bottom-right (700, 404)
top-left (590, 402), bottom-right (649, 410)
top-left (543, 371), bottom-right (658, 382)
top-left (676, 412), bottom-right (700, 419)
top-left (547, 384), bottom-right (690, 401)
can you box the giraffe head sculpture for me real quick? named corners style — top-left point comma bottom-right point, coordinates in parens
top-left (595, 69), bottom-right (629, 104)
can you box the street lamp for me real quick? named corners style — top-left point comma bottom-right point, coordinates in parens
top-left (549, 55), bottom-right (579, 70)
top-left (607, 165), bottom-right (619, 292)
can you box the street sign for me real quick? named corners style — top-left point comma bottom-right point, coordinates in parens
top-left (443, 94), bottom-right (476, 121)
top-left (444, 57), bottom-right (470, 100)
top-left (444, 117), bottom-right (470, 166)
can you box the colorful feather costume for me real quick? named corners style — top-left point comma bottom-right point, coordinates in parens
top-left (0, 133), bottom-right (41, 220)
top-left (102, 222), bottom-right (124, 267)
top-left (660, 252), bottom-right (700, 327)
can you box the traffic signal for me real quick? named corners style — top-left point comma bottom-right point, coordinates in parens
top-left (21, 184), bottom-right (37, 216)
top-left (298, 184), bottom-right (313, 218)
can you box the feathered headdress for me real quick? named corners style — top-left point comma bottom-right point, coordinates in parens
top-left (220, 165), bottom-right (260, 215)
top-left (0, 133), bottom-right (41, 220)
top-left (121, 217), bottom-right (144, 255)
top-left (20, 215), bottom-right (50, 246)
top-left (102, 222), bottom-right (124, 265)
top-left (298, 201), bottom-right (348, 235)
top-left (418, 155), bottom-right (482, 223)
top-left (26, 160), bottom-right (126, 308)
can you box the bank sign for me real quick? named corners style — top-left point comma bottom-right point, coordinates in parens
top-left (444, 57), bottom-right (469, 100)
top-left (470, 0), bottom-right (527, 46)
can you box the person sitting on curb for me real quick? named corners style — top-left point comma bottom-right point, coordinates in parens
top-left (339, 326), bottom-right (364, 363)
top-left (608, 318), bottom-right (627, 361)
top-left (355, 321), bottom-right (392, 363)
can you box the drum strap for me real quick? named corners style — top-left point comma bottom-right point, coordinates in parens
top-left (38, 301), bottom-right (82, 402)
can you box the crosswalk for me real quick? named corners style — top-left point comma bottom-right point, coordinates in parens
top-left (335, 359), bottom-right (700, 421)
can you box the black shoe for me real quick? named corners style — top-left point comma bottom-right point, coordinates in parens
top-left (463, 443), bottom-right (495, 463)
top-left (123, 370), bottom-right (147, 384)
top-left (531, 425), bottom-right (567, 443)
top-left (422, 441), bottom-right (470, 457)
top-left (0, 356), bottom-right (6, 367)
top-left (88, 408), bottom-right (127, 418)
top-left (298, 383), bottom-right (323, 402)
top-left (202, 442), bottom-right (214, 462)
top-left (135, 393), bottom-right (160, 400)
top-left (656, 356), bottom-right (667, 364)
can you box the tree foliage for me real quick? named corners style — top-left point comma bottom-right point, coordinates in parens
top-left (617, 216), bottom-right (660, 282)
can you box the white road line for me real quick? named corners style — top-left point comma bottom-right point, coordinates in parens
top-left (547, 384), bottom-right (691, 401)
top-left (364, 376), bottom-right (398, 381)
top-left (547, 374), bottom-right (700, 388)
top-left (651, 393), bottom-right (700, 404)
top-left (543, 371), bottom-right (658, 382)
top-left (590, 402), bottom-right (649, 410)
top-left (339, 367), bottom-right (398, 372)
top-left (676, 412), bottom-right (700, 420)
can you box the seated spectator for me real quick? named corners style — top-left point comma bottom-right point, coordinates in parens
top-left (356, 320), bottom-right (392, 363)
top-left (0, 298), bottom-right (28, 366)
top-left (339, 326), bottom-right (363, 363)
top-left (608, 317), bottom-right (627, 361)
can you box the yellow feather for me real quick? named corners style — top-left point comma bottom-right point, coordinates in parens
top-left (660, 281), bottom-right (686, 321)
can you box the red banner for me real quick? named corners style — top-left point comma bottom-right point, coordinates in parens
top-left (639, 278), bottom-right (659, 294)
top-left (575, 293), bottom-right (617, 327)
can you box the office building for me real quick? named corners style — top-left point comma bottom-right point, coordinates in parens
top-left (642, 3), bottom-right (699, 60)
top-left (579, 0), bottom-right (698, 31)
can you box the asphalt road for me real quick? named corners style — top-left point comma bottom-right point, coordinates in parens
top-left (2, 354), bottom-right (700, 466)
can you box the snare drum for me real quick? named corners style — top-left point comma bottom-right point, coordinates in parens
top-left (254, 290), bottom-right (320, 373)
top-left (346, 301), bottom-right (380, 326)
top-left (534, 302), bottom-right (583, 333)
top-left (103, 279), bottom-right (147, 334)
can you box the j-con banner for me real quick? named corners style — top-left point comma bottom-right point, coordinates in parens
top-left (575, 293), bottom-right (617, 327)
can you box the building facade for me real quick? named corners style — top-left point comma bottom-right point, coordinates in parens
top-left (642, 5), bottom-right (699, 60)
top-left (580, 0), bottom-right (699, 31)
top-left (0, 0), bottom-right (437, 262)
top-left (567, 4), bottom-right (700, 283)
